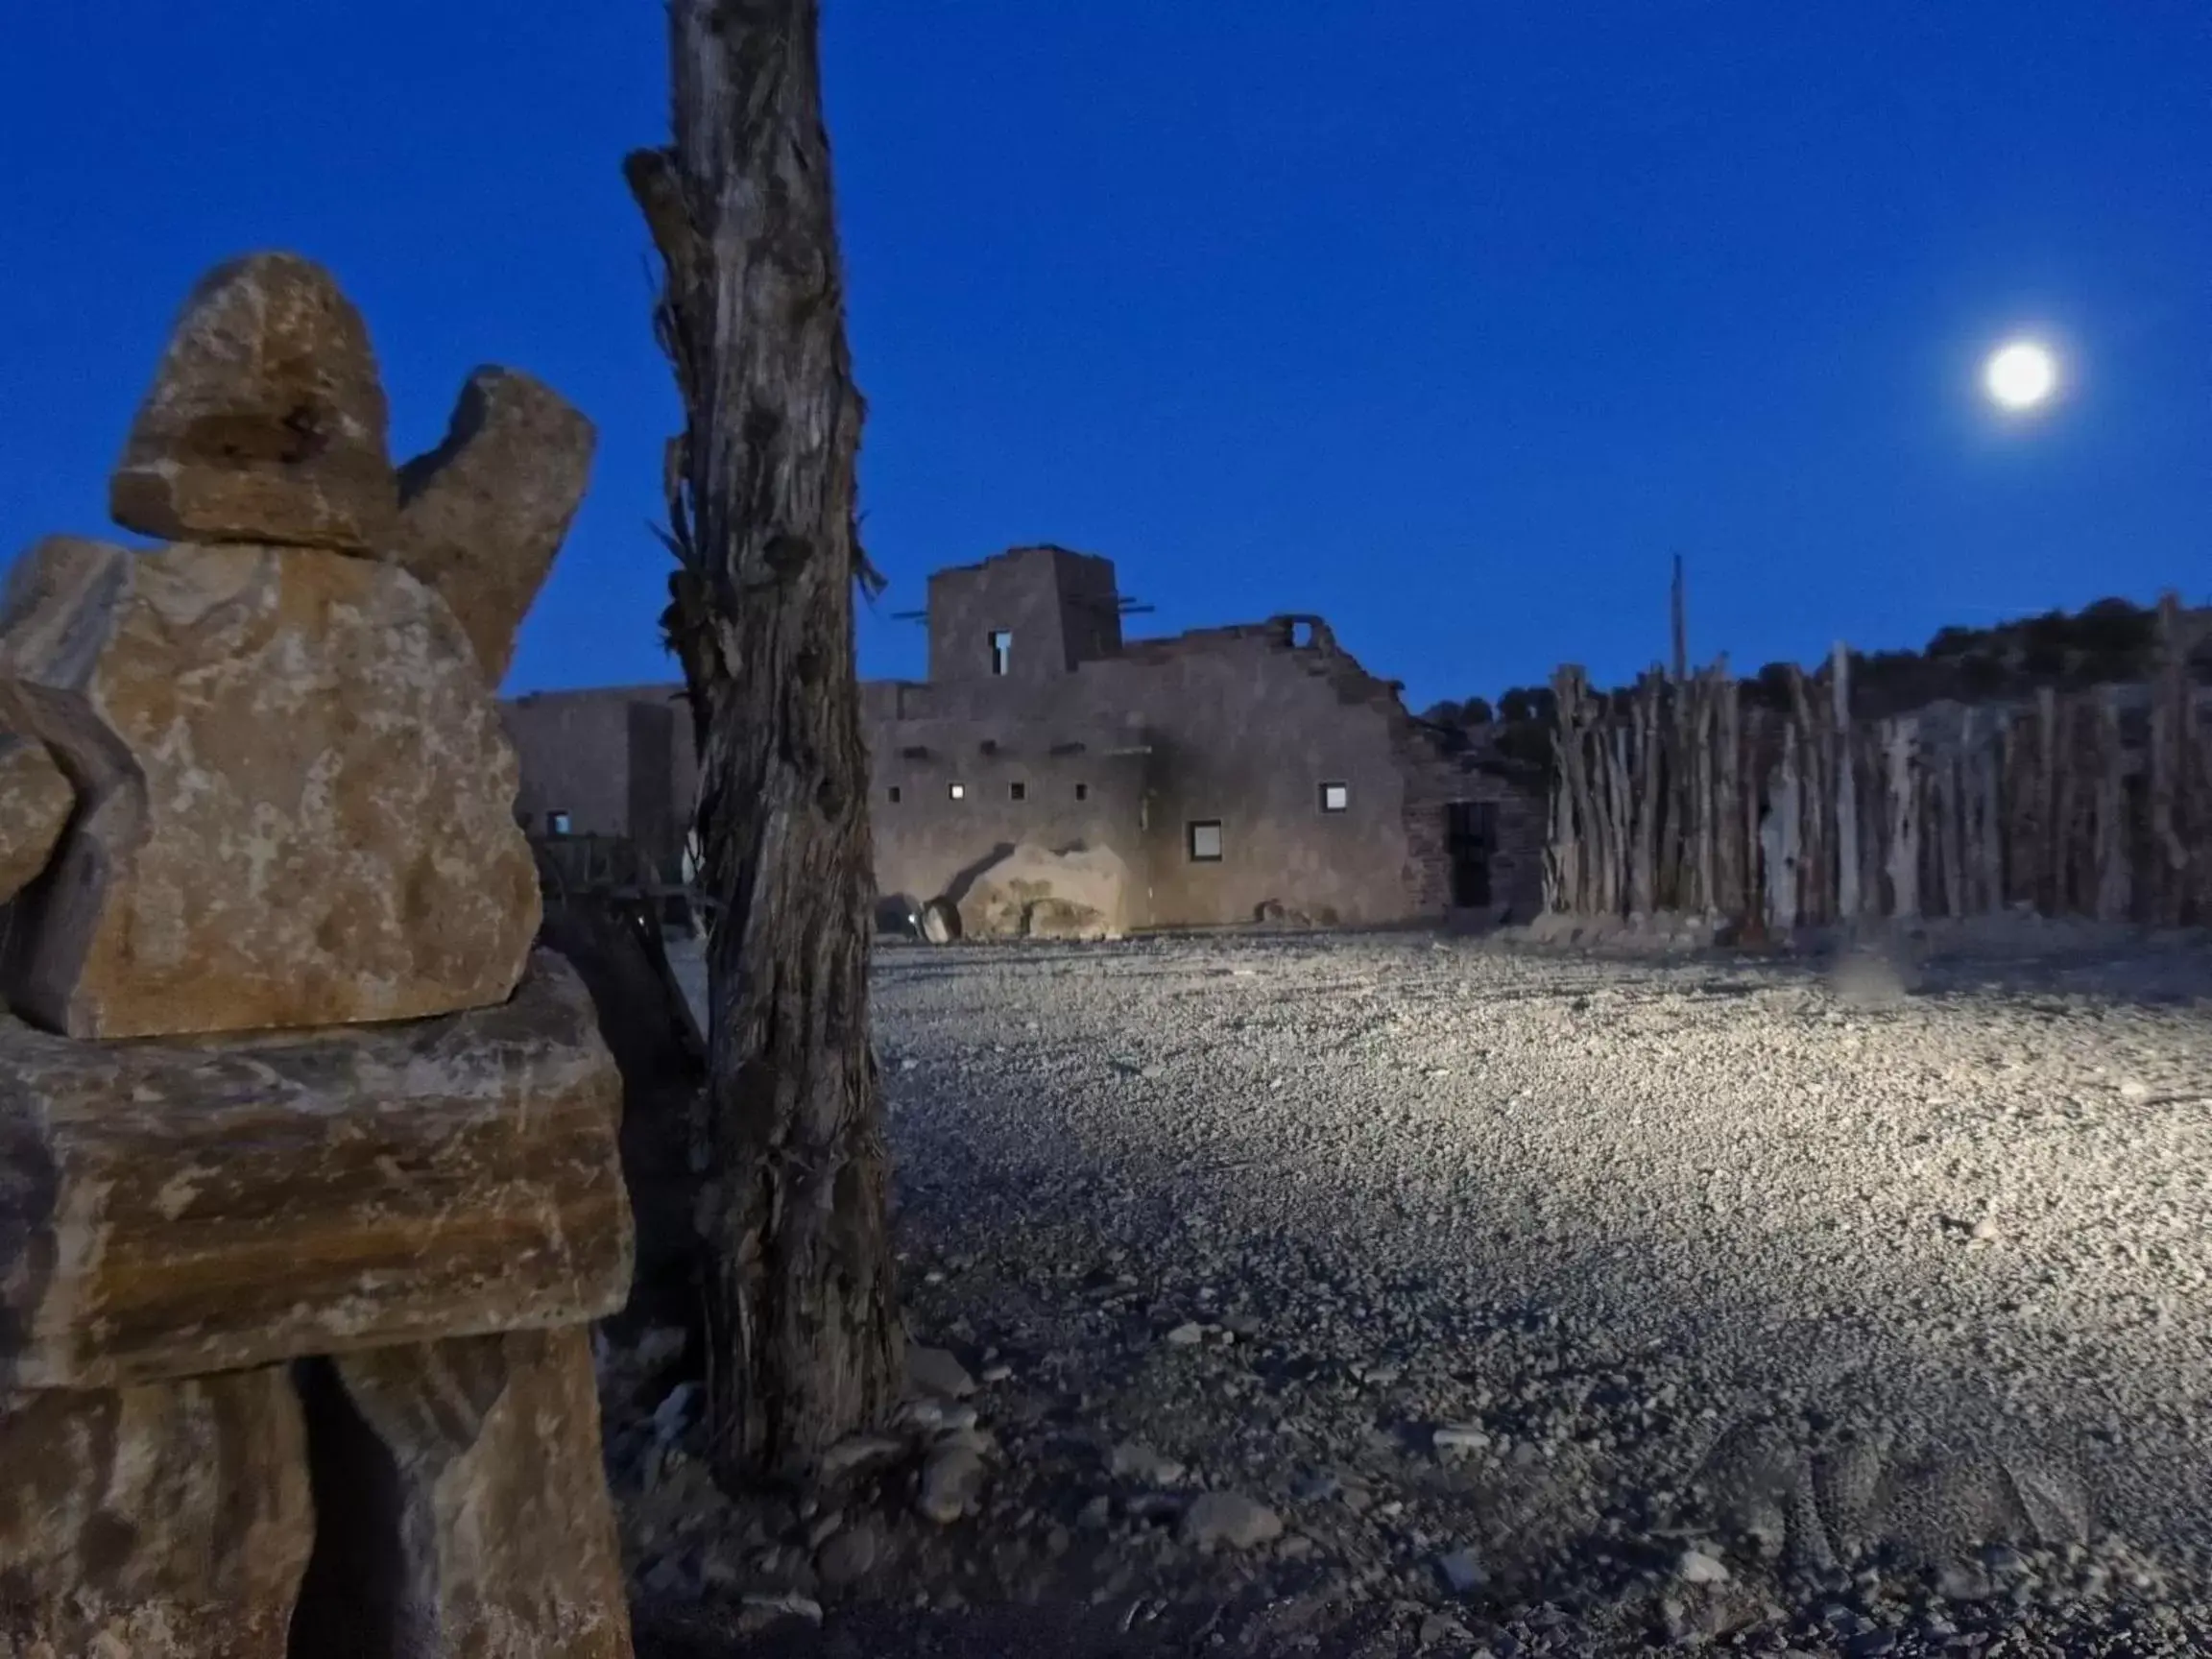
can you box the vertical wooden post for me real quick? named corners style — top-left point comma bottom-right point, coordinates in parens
top-left (1550, 667), bottom-right (1595, 914)
top-left (2055, 694), bottom-right (2085, 917)
top-left (1695, 669), bottom-right (1718, 916)
top-left (1886, 717), bottom-right (1919, 919)
top-left (1631, 673), bottom-right (1660, 917)
top-left (1671, 554), bottom-right (1689, 685)
top-left (2151, 594), bottom-right (2191, 925)
top-left (1832, 644), bottom-right (1859, 923)
top-left (1940, 715), bottom-right (1967, 918)
top-left (2035, 687), bottom-right (2060, 913)
top-left (1773, 721), bottom-right (1803, 929)
top-left (2093, 685), bottom-right (2130, 922)
top-left (1743, 705), bottom-right (1766, 929)
top-left (1974, 711), bottom-right (2006, 913)
top-left (1784, 666), bottom-right (1826, 926)
top-left (1716, 664), bottom-right (1743, 924)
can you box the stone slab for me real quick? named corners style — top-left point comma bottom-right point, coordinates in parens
top-left (291, 1329), bottom-right (633, 1658)
top-left (0, 1364), bottom-right (313, 1657)
top-left (0, 536), bottom-right (540, 1038)
top-left (0, 950), bottom-right (632, 1391)
top-left (394, 367), bottom-right (596, 685)
top-left (953, 842), bottom-right (1130, 942)
top-left (0, 737), bottom-right (70, 909)
top-left (109, 252), bottom-right (397, 553)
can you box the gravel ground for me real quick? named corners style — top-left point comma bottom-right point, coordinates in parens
top-left (628, 929), bottom-right (2212, 1656)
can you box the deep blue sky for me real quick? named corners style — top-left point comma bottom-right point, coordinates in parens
top-left (4, 3), bottom-right (2207, 710)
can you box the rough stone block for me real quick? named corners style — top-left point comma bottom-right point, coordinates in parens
top-left (0, 737), bottom-right (70, 909)
top-left (952, 842), bottom-right (1130, 942)
top-left (109, 252), bottom-right (398, 553)
top-left (290, 1329), bottom-right (633, 1658)
top-left (394, 367), bottom-right (597, 685)
top-left (0, 536), bottom-right (540, 1038)
top-left (0, 951), bottom-right (632, 1391)
top-left (0, 1364), bottom-right (313, 1657)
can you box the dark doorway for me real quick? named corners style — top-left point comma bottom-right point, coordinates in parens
top-left (1445, 801), bottom-right (1495, 908)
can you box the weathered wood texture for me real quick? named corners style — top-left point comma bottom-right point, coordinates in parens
top-left (1544, 600), bottom-right (2212, 928)
top-left (629, 0), bottom-right (902, 1485)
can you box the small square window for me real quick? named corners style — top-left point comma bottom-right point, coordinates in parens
top-left (547, 810), bottom-right (572, 836)
top-left (1010, 781), bottom-right (1026, 802)
top-left (1188, 820), bottom-right (1223, 862)
top-left (988, 630), bottom-right (1012, 676)
top-left (1320, 781), bottom-right (1350, 813)
top-left (1075, 782), bottom-right (1089, 802)
top-left (888, 785), bottom-right (902, 805)
top-left (949, 782), bottom-right (967, 801)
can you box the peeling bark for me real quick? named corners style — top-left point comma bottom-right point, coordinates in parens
top-left (628, 0), bottom-right (901, 1486)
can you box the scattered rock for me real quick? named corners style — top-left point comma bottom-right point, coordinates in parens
top-left (1679, 1549), bottom-right (1732, 1585)
top-left (653, 1381), bottom-right (700, 1445)
top-left (0, 734), bottom-right (71, 907)
top-left (919, 900), bottom-right (958, 945)
top-left (916, 1441), bottom-right (987, 1525)
top-left (108, 252), bottom-right (397, 553)
top-left (1417, 1611), bottom-right (1470, 1647)
top-left (819, 1434), bottom-right (904, 1482)
top-left (1110, 1442), bottom-right (1188, 1487)
top-left (817, 1519), bottom-right (880, 1590)
top-left (392, 367), bottom-right (596, 684)
top-left (1179, 1491), bottom-right (1284, 1551)
top-left (1434, 1549), bottom-right (1486, 1595)
top-left (634, 1325), bottom-right (688, 1375)
top-left (0, 537), bottom-right (540, 1038)
top-left (905, 1342), bottom-right (976, 1399)
top-left (735, 1592), bottom-right (824, 1634)
top-left (1938, 1561), bottom-right (1996, 1600)
top-left (1432, 1423), bottom-right (1491, 1457)
top-left (1165, 1321), bottom-right (1206, 1347)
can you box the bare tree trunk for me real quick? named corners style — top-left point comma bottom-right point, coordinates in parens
top-left (627, 0), bottom-right (902, 1487)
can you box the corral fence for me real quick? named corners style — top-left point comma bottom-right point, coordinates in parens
top-left (1542, 596), bottom-right (2212, 933)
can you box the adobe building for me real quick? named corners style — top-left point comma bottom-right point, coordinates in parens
top-left (501, 546), bottom-right (1545, 930)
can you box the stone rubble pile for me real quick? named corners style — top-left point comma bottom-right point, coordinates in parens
top-left (0, 253), bottom-right (633, 1657)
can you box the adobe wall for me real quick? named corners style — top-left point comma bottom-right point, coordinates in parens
top-left (497, 581), bottom-right (1551, 929)
top-left (869, 718), bottom-right (1154, 922)
top-left (926, 545), bottom-right (1123, 685)
top-left (501, 685), bottom-right (686, 871)
top-left (873, 617), bottom-right (1427, 928)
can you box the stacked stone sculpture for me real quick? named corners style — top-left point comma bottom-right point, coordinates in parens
top-left (0, 254), bottom-right (634, 1657)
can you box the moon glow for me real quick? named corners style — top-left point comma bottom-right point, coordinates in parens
top-left (1984, 339), bottom-right (2059, 412)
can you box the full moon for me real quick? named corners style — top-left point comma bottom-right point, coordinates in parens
top-left (1984, 339), bottom-right (2059, 412)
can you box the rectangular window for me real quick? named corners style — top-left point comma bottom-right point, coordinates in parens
top-left (1319, 781), bottom-right (1350, 813)
top-left (1010, 781), bottom-right (1026, 801)
top-left (1075, 782), bottom-right (1089, 802)
top-left (949, 782), bottom-right (967, 801)
top-left (1188, 820), bottom-right (1223, 862)
top-left (888, 785), bottom-right (902, 805)
top-left (988, 630), bottom-right (1012, 676)
top-left (547, 810), bottom-right (572, 836)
